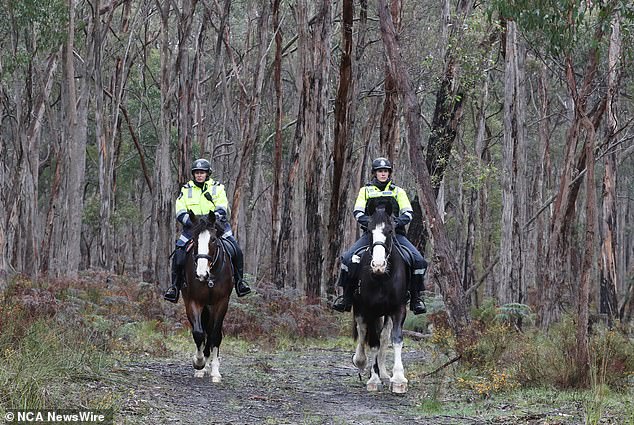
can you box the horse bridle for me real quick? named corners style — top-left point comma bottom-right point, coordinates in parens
top-left (371, 232), bottom-right (392, 262)
top-left (194, 237), bottom-right (225, 281)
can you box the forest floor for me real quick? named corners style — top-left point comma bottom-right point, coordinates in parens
top-left (100, 339), bottom-right (619, 425)
top-left (3, 273), bottom-right (631, 424)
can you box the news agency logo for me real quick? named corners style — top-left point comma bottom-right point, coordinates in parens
top-left (4, 409), bottom-right (113, 424)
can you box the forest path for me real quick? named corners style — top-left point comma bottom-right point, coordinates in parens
top-left (110, 344), bottom-right (463, 424)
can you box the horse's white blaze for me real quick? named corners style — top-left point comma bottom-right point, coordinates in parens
top-left (370, 223), bottom-right (387, 273)
top-left (210, 346), bottom-right (221, 383)
top-left (196, 230), bottom-right (211, 278)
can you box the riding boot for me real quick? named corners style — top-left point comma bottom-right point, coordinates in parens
top-left (409, 273), bottom-right (427, 315)
top-left (229, 238), bottom-right (251, 297)
top-left (332, 270), bottom-right (353, 312)
top-left (164, 250), bottom-right (185, 303)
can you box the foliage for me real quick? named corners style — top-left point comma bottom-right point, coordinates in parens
top-left (489, 0), bottom-right (620, 56)
top-left (0, 280), bottom-right (110, 410)
top-left (429, 302), bottom-right (634, 397)
top-left (457, 368), bottom-right (519, 398)
top-left (223, 284), bottom-right (341, 343)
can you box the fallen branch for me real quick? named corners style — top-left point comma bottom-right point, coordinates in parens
top-left (422, 355), bottom-right (461, 378)
top-left (403, 329), bottom-right (432, 340)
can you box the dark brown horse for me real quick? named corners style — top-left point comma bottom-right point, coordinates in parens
top-left (352, 199), bottom-right (410, 393)
top-left (181, 211), bottom-right (233, 381)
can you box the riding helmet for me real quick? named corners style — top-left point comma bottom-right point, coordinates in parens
top-left (191, 158), bottom-right (211, 175)
top-left (371, 157), bottom-right (392, 172)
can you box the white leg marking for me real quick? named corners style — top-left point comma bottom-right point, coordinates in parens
top-left (192, 344), bottom-right (206, 372)
top-left (390, 341), bottom-right (408, 393)
top-left (378, 317), bottom-right (392, 380)
top-left (210, 347), bottom-right (222, 383)
top-left (353, 319), bottom-right (367, 372)
top-left (196, 230), bottom-right (211, 279)
top-left (366, 346), bottom-right (381, 392)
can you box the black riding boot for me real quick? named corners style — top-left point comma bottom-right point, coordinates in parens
top-left (228, 238), bottom-right (251, 297)
top-left (332, 270), bottom-right (353, 312)
top-left (409, 273), bottom-right (426, 315)
top-left (164, 249), bottom-right (186, 303)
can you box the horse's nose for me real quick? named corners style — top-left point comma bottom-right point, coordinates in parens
top-left (370, 260), bottom-right (387, 274)
top-left (197, 271), bottom-right (209, 282)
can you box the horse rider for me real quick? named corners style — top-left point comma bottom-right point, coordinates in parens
top-left (332, 157), bottom-right (427, 315)
top-left (164, 158), bottom-right (252, 303)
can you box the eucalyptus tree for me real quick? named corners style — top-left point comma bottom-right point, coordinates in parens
top-left (0, 0), bottom-right (67, 280)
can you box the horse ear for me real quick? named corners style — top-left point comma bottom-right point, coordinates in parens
top-left (207, 211), bottom-right (215, 223)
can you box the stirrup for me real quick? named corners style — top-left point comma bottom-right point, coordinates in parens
top-left (164, 286), bottom-right (179, 303)
top-left (410, 298), bottom-right (426, 315)
top-left (235, 280), bottom-right (251, 297)
top-left (332, 295), bottom-right (352, 312)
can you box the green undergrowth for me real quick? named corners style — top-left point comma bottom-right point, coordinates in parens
top-left (415, 385), bottom-right (634, 423)
top-left (418, 298), bottom-right (634, 424)
top-left (0, 272), bottom-right (348, 412)
top-left (2, 273), bottom-right (632, 425)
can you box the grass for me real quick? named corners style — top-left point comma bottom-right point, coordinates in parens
top-left (1, 273), bottom-right (633, 425)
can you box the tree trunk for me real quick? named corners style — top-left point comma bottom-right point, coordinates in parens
top-left (231, 3), bottom-right (269, 242)
top-left (498, 20), bottom-right (527, 306)
top-left (153, 0), bottom-right (176, 289)
top-left (539, 24), bottom-right (607, 328)
top-left (575, 117), bottom-right (597, 386)
top-left (301, 0), bottom-right (330, 301)
top-left (379, 0), bottom-right (401, 160)
top-left (176, 0), bottom-right (199, 184)
top-left (270, 0), bottom-right (283, 284)
top-left (377, 0), bottom-right (472, 343)
top-left (599, 14), bottom-right (620, 326)
top-left (325, 0), bottom-right (355, 297)
top-left (424, 0), bottom-right (472, 197)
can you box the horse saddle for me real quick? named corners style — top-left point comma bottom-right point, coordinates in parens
top-left (393, 241), bottom-right (415, 270)
top-left (219, 238), bottom-right (236, 259)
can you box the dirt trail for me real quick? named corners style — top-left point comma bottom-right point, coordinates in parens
top-left (112, 345), bottom-right (446, 425)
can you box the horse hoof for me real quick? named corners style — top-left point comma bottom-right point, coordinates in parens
top-left (211, 375), bottom-right (222, 383)
top-left (366, 382), bottom-right (380, 392)
top-left (193, 369), bottom-right (205, 378)
top-left (391, 382), bottom-right (407, 394)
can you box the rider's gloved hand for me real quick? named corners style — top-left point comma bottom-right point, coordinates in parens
top-left (214, 209), bottom-right (227, 222)
top-left (357, 214), bottom-right (369, 230)
top-left (179, 213), bottom-right (193, 228)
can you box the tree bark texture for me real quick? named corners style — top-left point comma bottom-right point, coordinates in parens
top-left (325, 0), bottom-right (355, 297)
top-left (599, 15), bottom-right (620, 325)
top-left (498, 20), bottom-right (527, 306)
top-left (377, 0), bottom-right (472, 342)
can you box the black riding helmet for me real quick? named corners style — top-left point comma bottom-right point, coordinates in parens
top-left (191, 158), bottom-right (211, 176)
top-left (371, 157), bottom-right (392, 173)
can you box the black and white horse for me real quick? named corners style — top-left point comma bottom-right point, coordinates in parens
top-left (181, 211), bottom-right (233, 381)
top-left (352, 200), bottom-right (409, 393)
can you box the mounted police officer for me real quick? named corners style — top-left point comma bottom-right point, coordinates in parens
top-left (164, 158), bottom-right (252, 303)
top-left (332, 157), bottom-right (427, 315)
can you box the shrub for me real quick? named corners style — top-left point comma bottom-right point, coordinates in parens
top-left (223, 284), bottom-right (341, 343)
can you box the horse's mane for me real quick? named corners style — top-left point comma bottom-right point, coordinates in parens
top-left (368, 204), bottom-right (393, 230)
